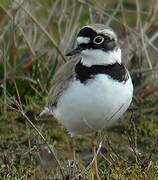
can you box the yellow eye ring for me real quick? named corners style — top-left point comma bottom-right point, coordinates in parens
top-left (93, 36), bottom-right (104, 44)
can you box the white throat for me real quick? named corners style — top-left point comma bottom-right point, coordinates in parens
top-left (80, 48), bottom-right (121, 67)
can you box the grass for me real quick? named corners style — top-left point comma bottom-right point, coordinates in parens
top-left (0, 0), bottom-right (158, 179)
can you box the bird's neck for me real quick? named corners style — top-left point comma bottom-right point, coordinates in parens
top-left (75, 57), bottom-right (128, 84)
top-left (80, 48), bottom-right (122, 67)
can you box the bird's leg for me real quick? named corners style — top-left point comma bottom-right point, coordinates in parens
top-left (69, 136), bottom-right (76, 161)
top-left (91, 132), bottom-right (100, 180)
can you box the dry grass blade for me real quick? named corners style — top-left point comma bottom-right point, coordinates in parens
top-left (143, 0), bottom-right (158, 32)
top-left (71, 141), bottom-right (102, 180)
top-left (106, 0), bottom-right (121, 26)
top-left (14, 0), bottom-right (66, 62)
top-left (12, 81), bottom-right (65, 179)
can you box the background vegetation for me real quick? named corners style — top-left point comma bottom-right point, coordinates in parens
top-left (0, 0), bottom-right (158, 179)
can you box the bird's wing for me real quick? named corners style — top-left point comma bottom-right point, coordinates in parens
top-left (38, 57), bottom-right (79, 118)
top-left (47, 57), bottom-right (80, 110)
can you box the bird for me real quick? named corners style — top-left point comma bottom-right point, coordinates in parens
top-left (39, 24), bottom-right (133, 179)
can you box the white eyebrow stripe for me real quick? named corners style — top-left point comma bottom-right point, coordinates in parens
top-left (77, 36), bottom-right (90, 44)
top-left (97, 29), bottom-right (117, 40)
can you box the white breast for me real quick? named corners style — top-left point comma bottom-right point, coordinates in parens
top-left (53, 74), bottom-right (133, 135)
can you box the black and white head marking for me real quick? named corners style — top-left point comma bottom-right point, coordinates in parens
top-left (66, 24), bottom-right (122, 66)
top-left (76, 26), bottom-right (117, 52)
top-left (74, 25), bottom-right (127, 83)
top-left (76, 25), bottom-right (121, 66)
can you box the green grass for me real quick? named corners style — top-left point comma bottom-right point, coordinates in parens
top-left (0, 0), bottom-right (158, 179)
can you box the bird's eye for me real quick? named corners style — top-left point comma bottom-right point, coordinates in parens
top-left (93, 36), bottom-right (104, 44)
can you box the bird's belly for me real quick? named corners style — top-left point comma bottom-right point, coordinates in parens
top-left (53, 74), bottom-right (133, 135)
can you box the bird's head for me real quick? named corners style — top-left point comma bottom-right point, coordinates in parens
top-left (66, 24), bottom-right (121, 66)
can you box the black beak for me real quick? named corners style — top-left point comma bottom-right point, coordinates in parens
top-left (66, 46), bottom-right (82, 56)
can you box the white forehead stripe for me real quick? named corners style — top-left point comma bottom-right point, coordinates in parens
top-left (77, 36), bottom-right (90, 44)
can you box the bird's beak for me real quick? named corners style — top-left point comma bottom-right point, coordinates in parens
top-left (66, 46), bottom-right (82, 56)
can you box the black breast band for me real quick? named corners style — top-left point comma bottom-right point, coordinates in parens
top-left (75, 60), bottom-right (129, 83)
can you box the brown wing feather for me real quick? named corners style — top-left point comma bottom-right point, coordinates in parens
top-left (47, 57), bottom-right (80, 109)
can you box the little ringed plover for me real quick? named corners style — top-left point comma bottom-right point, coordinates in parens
top-left (40, 24), bottom-right (133, 179)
